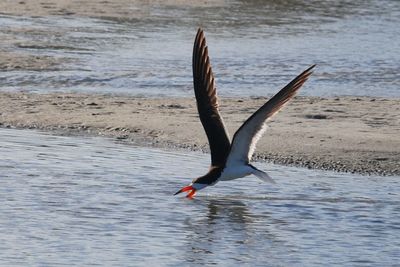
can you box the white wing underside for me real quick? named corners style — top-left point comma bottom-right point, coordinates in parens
top-left (224, 65), bottom-right (315, 168)
top-left (225, 120), bottom-right (269, 167)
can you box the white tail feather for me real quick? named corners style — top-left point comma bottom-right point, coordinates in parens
top-left (251, 168), bottom-right (276, 184)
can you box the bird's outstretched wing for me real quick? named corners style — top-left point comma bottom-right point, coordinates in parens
top-left (193, 28), bottom-right (231, 167)
top-left (225, 65), bottom-right (315, 166)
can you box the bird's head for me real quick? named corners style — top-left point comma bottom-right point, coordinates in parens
top-left (174, 182), bottom-right (208, 199)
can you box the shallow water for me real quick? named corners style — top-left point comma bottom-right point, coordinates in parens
top-left (0, 128), bottom-right (399, 266)
top-left (0, 0), bottom-right (399, 97)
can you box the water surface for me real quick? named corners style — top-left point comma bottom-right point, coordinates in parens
top-left (0, 128), bottom-right (399, 266)
top-left (0, 0), bottom-right (399, 97)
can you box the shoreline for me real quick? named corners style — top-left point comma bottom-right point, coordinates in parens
top-left (1, 92), bottom-right (399, 176)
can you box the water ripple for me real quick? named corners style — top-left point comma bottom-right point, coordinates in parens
top-left (1, 0), bottom-right (399, 97)
top-left (0, 128), bottom-right (399, 266)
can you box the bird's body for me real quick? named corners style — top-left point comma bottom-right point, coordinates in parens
top-left (219, 165), bottom-right (254, 181)
top-left (175, 28), bottom-right (315, 198)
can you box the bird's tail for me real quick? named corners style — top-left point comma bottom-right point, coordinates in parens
top-left (250, 166), bottom-right (276, 184)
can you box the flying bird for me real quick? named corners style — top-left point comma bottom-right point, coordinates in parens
top-left (175, 28), bottom-right (315, 198)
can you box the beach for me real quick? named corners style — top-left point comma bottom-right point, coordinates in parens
top-left (1, 1), bottom-right (400, 266)
top-left (1, 92), bottom-right (398, 176)
top-left (0, 0), bottom-right (399, 176)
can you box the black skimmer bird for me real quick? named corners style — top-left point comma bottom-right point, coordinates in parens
top-left (175, 28), bottom-right (315, 198)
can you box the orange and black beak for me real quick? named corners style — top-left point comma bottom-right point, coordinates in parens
top-left (174, 185), bottom-right (196, 199)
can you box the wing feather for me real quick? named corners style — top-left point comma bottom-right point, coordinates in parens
top-left (225, 65), bottom-right (315, 166)
top-left (193, 28), bottom-right (231, 167)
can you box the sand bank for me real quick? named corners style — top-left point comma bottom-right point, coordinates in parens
top-left (1, 92), bottom-right (398, 176)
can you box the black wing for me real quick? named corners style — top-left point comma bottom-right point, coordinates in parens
top-left (193, 28), bottom-right (231, 167)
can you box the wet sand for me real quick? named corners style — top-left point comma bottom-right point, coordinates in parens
top-left (1, 92), bottom-right (399, 176)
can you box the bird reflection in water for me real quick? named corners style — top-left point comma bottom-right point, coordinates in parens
top-left (181, 198), bottom-right (278, 265)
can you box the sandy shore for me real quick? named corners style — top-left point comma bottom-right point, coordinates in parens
top-left (1, 92), bottom-right (399, 176)
top-left (0, 1), bottom-right (399, 176)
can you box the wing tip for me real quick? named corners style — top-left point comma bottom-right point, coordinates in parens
top-left (308, 64), bottom-right (317, 71)
top-left (302, 64), bottom-right (316, 78)
top-left (196, 28), bottom-right (205, 42)
top-left (293, 64), bottom-right (316, 88)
